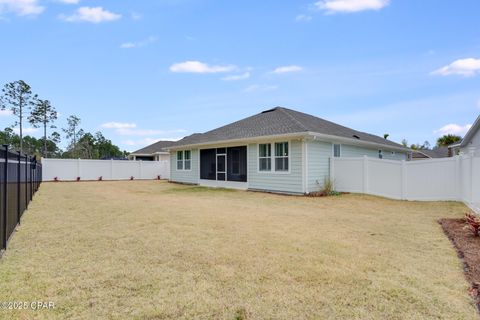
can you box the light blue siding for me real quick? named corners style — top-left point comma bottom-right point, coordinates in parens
top-left (247, 140), bottom-right (304, 194)
top-left (307, 140), bottom-right (331, 192)
top-left (170, 149), bottom-right (199, 184)
top-left (340, 144), bottom-right (407, 160)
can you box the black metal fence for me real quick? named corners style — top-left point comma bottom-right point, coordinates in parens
top-left (0, 145), bottom-right (42, 251)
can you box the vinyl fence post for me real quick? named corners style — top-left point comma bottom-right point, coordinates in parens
top-left (2, 145), bottom-right (8, 249)
top-left (17, 151), bottom-right (21, 225)
top-left (401, 160), bottom-right (406, 200)
top-left (363, 155), bottom-right (369, 194)
top-left (110, 159), bottom-right (114, 180)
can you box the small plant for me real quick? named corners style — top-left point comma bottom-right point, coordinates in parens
top-left (308, 178), bottom-right (341, 197)
top-left (157, 175), bottom-right (161, 180)
top-left (130, 176), bottom-right (134, 180)
top-left (54, 177), bottom-right (59, 182)
top-left (76, 177), bottom-right (81, 182)
top-left (98, 176), bottom-right (103, 181)
top-left (464, 212), bottom-right (480, 237)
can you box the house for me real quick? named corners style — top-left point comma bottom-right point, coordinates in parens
top-left (411, 147), bottom-right (450, 160)
top-left (167, 107), bottom-right (410, 194)
top-left (128, 140), bottom-right (175, 161)
top-left (450, 114), bottom-right (480, 156)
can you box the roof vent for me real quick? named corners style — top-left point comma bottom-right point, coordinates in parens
top-left (261, 107), bottom-right (279, 114)
top-left (353, 134), bottom-right (360, 139)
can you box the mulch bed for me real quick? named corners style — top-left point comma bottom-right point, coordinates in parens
top-left (439, 218), bottom-right (480, 312)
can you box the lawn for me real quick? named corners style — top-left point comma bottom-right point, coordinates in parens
top-left (0, 181), bottom-right (476, 319)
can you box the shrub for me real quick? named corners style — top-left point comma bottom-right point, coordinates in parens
top-left (54, 177), bottom-right (58, 182)
top-left (98, 176), bottom-right (103, 181)
top-left (76, 177), bottom-right (81, 182)
top-left (308, 178), bottom-right (341, 197)
top-left (464, 213), bottom-right (480, 237)
top-left (130, 176), bottom-right (134, 180)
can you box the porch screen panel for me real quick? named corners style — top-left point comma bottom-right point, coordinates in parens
top-left (227, 146), bottom-right (247, 182)
top-left (200, 149), bottom-right (216, 180)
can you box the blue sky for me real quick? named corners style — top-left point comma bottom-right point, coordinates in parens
top-left (0, 0), bottom-right (479, 151)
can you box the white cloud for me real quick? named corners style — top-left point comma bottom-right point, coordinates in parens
top-left (60, 6), bottom-right (121, 23)
top-left (13, 127), bottom-right (38, 134)
top-left (316, 0), bottom-right (389, 14)
top-left (0, 0), bottom-right (44, 16)
top-left (100, 122), bottom-right (136, 129)
top-left (123, 137), bottom-right (182, 147)
top-left (56, 0), bottom-right (80, 4)
top-left (0, 109), bottom-right (12, 116)
top-left (295, 14), bottom-right (312, 22)
top-left (272, 65), bottom-right (303, 74)
top-left (434, 123), bottom-right (472, 136)
top-left (120, 36), bottom-right (158, 49)
top-left (432, 58), bottom-right (480, 77)
top-left (244, 84), bottom-right (278, 93)
top-left (221, 72), bottom-right (250, 81)
top-left (116, 128), bottom-right (187, 136)
top-left (169, 61), bottom-right (236, 74)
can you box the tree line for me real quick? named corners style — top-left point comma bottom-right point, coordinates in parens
top-left (0, 80), bottom-right (128, 159)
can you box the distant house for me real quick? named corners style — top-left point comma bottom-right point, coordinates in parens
top-left (411, 147), bottom-right (450, 160)
top-left (128, 140), bottom-right (175, 161)
top-left (450, 114), bottom-right (480, 156)
top-left (167, 107), bottom-right (410, 194)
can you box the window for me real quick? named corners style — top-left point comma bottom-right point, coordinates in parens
top-left (184, 150), bottom-right (191, 170)
top-left (259, 144), bottom-right (271, 171)
top-left (275, 142), bottom-right (289, 172)
top-left (177, 150), bottom-right (191, 170)
top-left (177, 151), bottom-right (183, 170)
top-left (378, 150), bottom-right (383, 159)
top-left (333, 144), bottom-right (341, 157)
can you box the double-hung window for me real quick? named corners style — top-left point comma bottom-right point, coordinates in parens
top-left (259, 144), bottom-right (272, 171)
top-left (274, 142), bottom-right (289, 172)
top-left (177, 150), bottom-right (191, 170)
top-left (333, 144), bottom-right (341, 157)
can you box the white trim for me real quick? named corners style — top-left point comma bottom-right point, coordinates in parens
top-left (256, 140), bottom-right (291, 174)
top-left (168, 131), bottom-right (410, 153)
top-left (175, 149), bottom-right (192, 172)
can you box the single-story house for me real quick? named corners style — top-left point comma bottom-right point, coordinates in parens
top-left (450, 114), bottom-right (480, 156)
top-left (128, 140), bottom-right (175, 161)
top-left (167, 107), bottom-right (410, 194)
top-left (411, 147), bottom-right (450, 160)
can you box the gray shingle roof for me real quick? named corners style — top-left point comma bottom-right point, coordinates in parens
top-left (412, 147), bottom-right (450, 159)
top-left (172, 107), bottom-right (407, 149)
top-left (131, 140), bottom-right (175, 154)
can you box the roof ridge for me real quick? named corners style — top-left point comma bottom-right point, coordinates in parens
top-left (277, 107), bottom-right (309, 132)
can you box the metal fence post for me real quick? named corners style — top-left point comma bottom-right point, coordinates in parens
top-left (30, 156), bottom-right (33, 201)
top-left (2, 145), bottom-right (8, 249)
top-left (17, 151), bottom-right (21, 225)
top-left (25, 154), bottom-right (28, 210)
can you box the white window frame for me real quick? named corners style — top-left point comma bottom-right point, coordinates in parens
top-left (274, 142), bottom-right (289, 172)
top-left (257, 141), bottom-right (290, 174)
top-left (258, 143), bottom-right (272, 172)
top-left (332, 144), bottom-right (342, 158)
top-left (176, 150), bottom-right (192, 171)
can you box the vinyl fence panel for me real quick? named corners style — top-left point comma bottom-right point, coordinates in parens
top-left (332, 154), bottom-right (479, 213)
top-left (42, 158), bottom-right (170, 181)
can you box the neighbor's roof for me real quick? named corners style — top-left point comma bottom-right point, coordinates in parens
top-left (171, 107), bottom-right (407, 150)
top-left (131, 140), bottom-right (175, 155)
top-left (411, 147), bottom-right (450, 159)
top-left (450, 114), bottom-right (480, 148)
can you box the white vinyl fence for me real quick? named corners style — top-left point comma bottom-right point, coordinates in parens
top-left (41, 158), bottom-right (170, 181)
top-left (331, 154), bottom-right (480, 213)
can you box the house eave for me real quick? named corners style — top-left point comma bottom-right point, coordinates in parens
top-left (166, 131), bottom-right (410, 152)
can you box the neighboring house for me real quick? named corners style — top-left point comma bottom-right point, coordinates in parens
top-left (128, 140), bottom-right (175, 161)
top-left (450, 114), bottom-right (480, 156)
top-left (411, 147), bottom-right (450, 160)
top-left (167, 107), bottom-right (410, 194)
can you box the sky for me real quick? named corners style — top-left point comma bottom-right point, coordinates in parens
top-left (0, 0), bottom-right (479, 152)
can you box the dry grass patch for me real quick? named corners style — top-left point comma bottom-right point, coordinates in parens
top-left (0, 181), bottom-right (477, 319)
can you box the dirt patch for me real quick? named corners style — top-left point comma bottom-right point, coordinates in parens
top-left (440, 218), bottom-right (480, 311)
